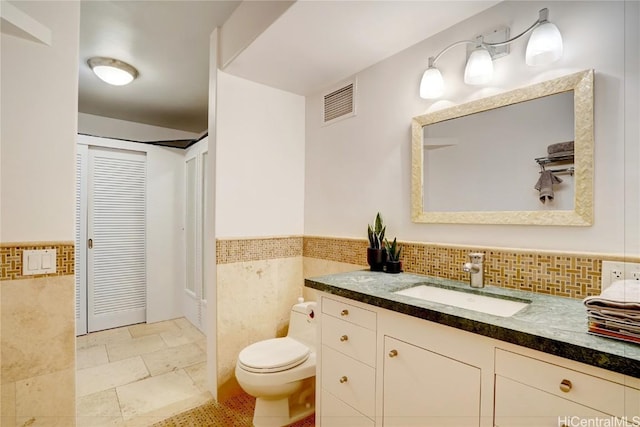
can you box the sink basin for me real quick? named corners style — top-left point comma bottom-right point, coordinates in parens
top-left (394, 284), bottom-right (530, 317)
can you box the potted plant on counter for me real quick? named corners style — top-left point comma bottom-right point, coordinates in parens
top-left (384, 237), bottom-right (402, 274)
top-left (367, 212), bottom-right (386, 271)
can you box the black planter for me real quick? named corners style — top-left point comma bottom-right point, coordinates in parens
top-left (367, 248), bottom-right (387, 272)
top-left (385, 260), bottom-right (402, 274)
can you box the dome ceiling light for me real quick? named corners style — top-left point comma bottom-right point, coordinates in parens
top-left (87, 57), bottom-right (139, 86)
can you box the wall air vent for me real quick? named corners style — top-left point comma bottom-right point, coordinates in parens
top-left (323, 80), bottom-right (356, 125)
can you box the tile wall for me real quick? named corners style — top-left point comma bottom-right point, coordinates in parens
top-left (304, 236), bottom-right (640, 299)
top-left (215, 237), bottom-right (304, 401)
top-left (1, 242), bottom-right (76, 426)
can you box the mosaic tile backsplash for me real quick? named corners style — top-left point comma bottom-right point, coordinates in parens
top-left (302, 236), bottom-right (626, 299)
top-left (216, 237), bottom-right (303, 264)
top-left (0, 242), bottom-right (75, 280)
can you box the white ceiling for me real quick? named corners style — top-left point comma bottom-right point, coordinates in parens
top-left (225, 1), bottom-right (500, 96)
top-left (78, 0), bottom-right (500, 134)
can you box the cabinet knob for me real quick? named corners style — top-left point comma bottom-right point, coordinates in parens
top-left (388, 349), bottom-right (398, 358)
top-left (559, 379), bottom-right (572, 393)
top-left (339, 376), bottom-right (348, 383)
top-left (340, 335), bottom-right (348, 342)
top-left (340, 309), bottom-right (349, 316)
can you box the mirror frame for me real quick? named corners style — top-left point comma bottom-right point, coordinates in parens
top-left (411, 69), bottom-right (594, 226)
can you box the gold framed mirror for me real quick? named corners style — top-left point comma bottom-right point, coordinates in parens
top-left (411, 69), bottom-right (594, 226)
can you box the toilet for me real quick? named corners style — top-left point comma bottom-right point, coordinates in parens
top-left (235, 299), bottom-right (317, 427)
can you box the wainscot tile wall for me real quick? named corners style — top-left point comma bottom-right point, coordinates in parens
top-left (216, 236), bottom-right (303, 264)
top-left (0, 242), bottom-right (75, 280)
top-left (1, 241), bottom-right (76, 426)
top-left (303, 236), bottom-right (639, 299)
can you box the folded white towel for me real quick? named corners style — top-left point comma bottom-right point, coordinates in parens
top-left (584, 279), bottom-right (640, 307)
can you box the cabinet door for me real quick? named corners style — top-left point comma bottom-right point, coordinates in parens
top-left (383, 336), bottom-right (481, 427)
top-left (495, 376), bottom-right (614, 427)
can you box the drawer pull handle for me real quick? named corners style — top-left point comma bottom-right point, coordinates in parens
top-left (340, 309), bottom-right (349, 316)
top-left (389, 349), bottom-right (398, 358)
top-left (340, 335), bottom-right (348, 342)
top-left (559, 379), bottom-right (572, 393)
top-left (339, 376), bottom-right (348, 383)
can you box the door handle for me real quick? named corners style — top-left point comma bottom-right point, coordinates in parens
top-left (88, 238), bottom-right (93, 249)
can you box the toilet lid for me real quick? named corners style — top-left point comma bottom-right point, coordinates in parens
top-left (238, 337), bottom-right (310, 373)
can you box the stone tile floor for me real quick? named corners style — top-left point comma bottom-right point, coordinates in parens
top-left (76, 318), bottom-right (210, 426)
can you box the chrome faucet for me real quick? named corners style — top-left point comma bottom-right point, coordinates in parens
top-left (463, 252), bottom-right (485, 288)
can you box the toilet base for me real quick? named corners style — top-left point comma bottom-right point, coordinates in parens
top-left (252, 379), bottom-right (315, 427)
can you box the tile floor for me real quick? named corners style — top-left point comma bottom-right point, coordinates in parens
top-left (76, 318), bottom-right (211, 426)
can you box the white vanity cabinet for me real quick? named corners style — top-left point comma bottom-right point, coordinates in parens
top-left (383, 336), bottom-right (481, 427)
top-left (315, 291), bottom-right (640, 427)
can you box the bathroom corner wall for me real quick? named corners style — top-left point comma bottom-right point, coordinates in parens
top-left (215, 71), bottom-right (305, 400)
top-left (1, 2), bottom-right (80, 425)
top-left (215, 237), bottom-right (304, 400)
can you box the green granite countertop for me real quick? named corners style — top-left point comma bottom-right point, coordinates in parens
top-left (305, 270), bottom-right (640, 378)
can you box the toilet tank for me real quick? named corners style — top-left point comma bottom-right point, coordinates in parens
top-left (287, 301), bottom-right (317, 348)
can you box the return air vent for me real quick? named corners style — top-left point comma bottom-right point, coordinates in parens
top-left (323, 80), bottom-right (356, 124)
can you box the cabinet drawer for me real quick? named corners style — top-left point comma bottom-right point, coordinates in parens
top-left (496, 348), bottom-right (627, 416)
top-left (322, 296), bottom-right (376, 330)
top-left (322, 314), bottom-right (376, 367)
top-left (495, 375), bottom-right (613, 426)
top-left (321, 345), bottom-right (375, 418)
top-left (320, 389), bottom-right (374, 427)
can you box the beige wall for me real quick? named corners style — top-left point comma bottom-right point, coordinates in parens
top-left (217, 255), bottom-right (304, 399)
top-left (1, 1), bottom-right (80, 425)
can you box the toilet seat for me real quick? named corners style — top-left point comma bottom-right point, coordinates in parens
top-left (238, 337), bottom-right (310, 373)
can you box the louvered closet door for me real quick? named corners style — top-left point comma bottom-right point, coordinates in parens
top-left (88, 147), bottom-right (147, 332)
top-left (76, 145), bottom-right (88, 335)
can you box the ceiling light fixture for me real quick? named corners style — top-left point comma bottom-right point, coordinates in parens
top-left (88, 57), bottom-right (139, 86)
top-left (419, 8), bottom-right (563, 99)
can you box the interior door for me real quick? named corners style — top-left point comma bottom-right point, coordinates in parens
top-left (86, 147), bottom-right (147, 332)
top-left (184, 142), bottom-right (207, 333)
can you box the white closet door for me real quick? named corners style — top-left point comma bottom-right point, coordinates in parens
top-left (88, 147), bottom-right (147, 332)
top-left (183, 144), bottom-right (207, 333)
top-left (76, 145), bottom-right (88, 336)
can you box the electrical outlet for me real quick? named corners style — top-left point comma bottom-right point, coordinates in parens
top-left (602, 261), bottom-right (640, 289)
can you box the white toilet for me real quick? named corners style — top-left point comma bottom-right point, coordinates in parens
top-left (235, 299), bottom-right (317, 427)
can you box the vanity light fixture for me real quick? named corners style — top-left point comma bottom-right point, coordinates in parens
top-left (419, 8), bottom-right (563, 99)
top-left (88, 57), bottom-right (139, 86)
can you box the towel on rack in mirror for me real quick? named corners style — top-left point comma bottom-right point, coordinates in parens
top-left (548, 150), bottom-right (574, 159)
top-left (547, 141), bottom-right (574, 155)
top-left (535, 170), bottom-right (563, 203)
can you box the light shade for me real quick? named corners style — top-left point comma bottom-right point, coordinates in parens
top-left (420, 67), bottom-right (444, 99)
top-left (525, 22), bottom-right (563, 66)
top-left (88, 57), bottom-right (138, 86)
top-left (464, 48), bottom-right (493, 85)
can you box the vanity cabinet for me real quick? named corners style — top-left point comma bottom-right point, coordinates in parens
top-left (315, 291), bottom-right (640, 427)
top-left (383, 336), bottom-right (481, 426)
top-left (319, 296), bottom-right (377, 426)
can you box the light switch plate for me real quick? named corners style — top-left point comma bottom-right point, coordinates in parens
top-left (22, 249), bottom-right (56, 275)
